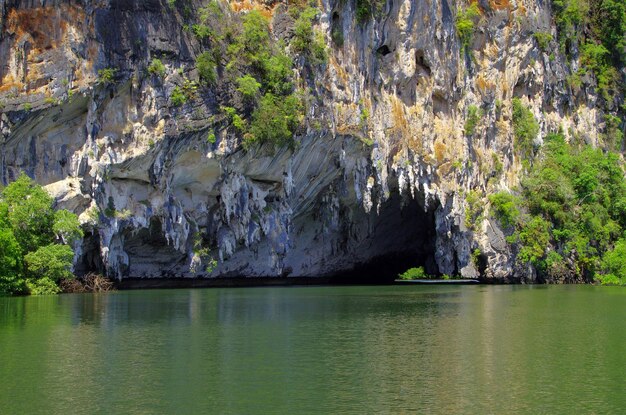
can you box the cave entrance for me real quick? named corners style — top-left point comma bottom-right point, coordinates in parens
top-left (332, 193), bottom-right (439, 284)
top-left (75, 231), bottom-right (105, 277)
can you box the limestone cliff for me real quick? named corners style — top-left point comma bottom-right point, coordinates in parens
top-left (0, 0), bottom-right (618, 282)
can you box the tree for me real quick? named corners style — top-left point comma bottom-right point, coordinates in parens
top-left (53, 210), bottom-right (84, 245)
top-left (24, 244), bottom-right (75, 283)
top-left (599, 238), bottom-right (626, 284)
top-left (0, 226), bottom-right (25, 295)
top-left (1, 173), bottom-right (55, 253)
top-left (236, 75), bottom-right (261, 100)
top-left (196, 52), bottom-right (217, 84)
top-left (0, 173), bottom-right (83, 295)
top-left (512, 98), bottom-right (540, 158)
top-left (247, 93), bottom-right (302, 148)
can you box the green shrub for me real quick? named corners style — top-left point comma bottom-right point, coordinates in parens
top-left (292, 7), bottom-right (319, 53)
top-left (207, 131), bottom-right (216, 144)
top-left (488, 191), bottom-right (520, 228)
top-left (355, 0), bottom-right (385, 24)
top-left (518, 216), bottom-right (551, 265)
top-left (455, 3), bottom-right (480, 51)
top-left (222, 106), bottom-right (246, 132)
top-left (465, 190), bottom-right (484, 230)
top-left (193, 23), bottom-right (214, 40)
top-left (232, 10), bottom-right (271, 68)
top-left (398, 266), bottom-right (429, 280)
top-left (147, 58), bottom-right (166, 78)
top-left (311, 31), bottom-right (328, 64)
top-left (53, 210), bottom-right (84, 245)
top-left (196, 52), bottom-right (217, 84)
top-left (0, 226), bottom-right (25, 295)
top-left (600, 237), bottom-right (626, 284)
top-left (170, 79), bottom-right (198, 106)
top-left (464, 104), bottom-right (482, 136)
top-left (580, 42), bottom-right (618, 101)
top-left (24, 244), bottom-right (74, 283)
top-left (533, 32), bottom-right (553, 51)
top-left (290, 7), bottom-right (328, 63)
top-left (170, 86), bottom-right (187, 106)
top-left (261, 51), bottom-right (293, 95)
top-left (236, 74), bottom-right (261, 100)
top-left (246, 93), bottom-right (303, 148)
top-left (511, 98), bottom-right (539, 158)
top-left (507, 130), bottom-right (626, 278)
top-left (97, 67), bottom-right (117, 85)
top-left (26, 277), bottom-right (61, 295)
top-left (603, 114), bottom-right (624, 150)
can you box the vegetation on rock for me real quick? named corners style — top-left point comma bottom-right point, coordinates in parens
top-left (490, 132), bottom-right (626, 283)
top-left (455, 3), bottom-right (480, 52)
top-left (398, 266), bottom-right (429, 280)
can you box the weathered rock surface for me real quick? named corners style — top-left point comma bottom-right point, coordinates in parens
top-left (0, 0), bottom-right (614, 282)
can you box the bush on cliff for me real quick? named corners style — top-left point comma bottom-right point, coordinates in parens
top-left (491, 131), bottom-right (626, 283)
top-left (0, 174), bottom-right (82, 296)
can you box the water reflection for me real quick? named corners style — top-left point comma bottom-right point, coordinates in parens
top-left (1, 285), bottom-right (625, 414)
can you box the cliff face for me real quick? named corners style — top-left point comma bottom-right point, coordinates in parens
top-left (0, 0), bottom-right (612, 282)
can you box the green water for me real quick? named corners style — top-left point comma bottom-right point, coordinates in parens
top-left (1, 285), bottom-right (625, 414)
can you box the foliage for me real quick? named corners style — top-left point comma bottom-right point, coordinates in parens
top-left (292, 7), bottom-right (319, 53)
top-left (291, 7), bottom-right (327, 64)
top-left (227, 10), bottom-right (271, 70)
top-left (603, 114), bottom-right (624, 150)
top-left (236, 74), bottom-right (261, 100)
top-left (192, 2), bottom-right (223, 42)
top-left (207, 131), bottom-right (216, 144)
top-left (488, 191), bottom-right (521, 228)
top-left (455, 3), bottom-right (480, 51)
top-left (26, 277), bottom-right (61, 295)
top-left (246, 93), bottom-right (303, 148)
top-left (0, 174), bottom-right (81, 295)
top-left (222, 106), bottom-right (246, 132)
top-left (311, 31), bottom-right (328, 64)
top-left (53, 210), bottom-right (83, 245)
top-left (2, 174), bottom-right (55, 253)
top-left (170, 80), bottom-right (198, 107)
top-left (355, 0), bottom-right (385, 24)
top-left (24, 244), bottom-right (75, 282)
top-left (592, 0), bottom-right (626, 65)
top-left (517, 216), bottom-right (551, 265)
top-left (196, 52), bottom-right (217, 84)
top-left (503, 131), bottom-right (626, 282)
top-left (598, 238), bottom-right (626, 284)
top-left (170, 86), bottom-right (187, 106)
top-left (580, 42), bottom-right (618, 101)
top-left (97, 68), bottom-right (117, 85)
top-left (552, 0), bottom-right (625, 98)
top-left (465, 190), bottom-right (484, 230)
top-left (533, 32), bottom-right (554, 51)
top-left (464, 104), bottom-right (482, 137)
top-left (511, 98), bottom-right (539, 158)
top-left (0, 226), bottom-right (25, 295)
top-left (147, 58), bottom-right (166, 78)
top-left (398, 266), bottom-right (429, 280)
top-left (261, 51), bottom-right (293, 95)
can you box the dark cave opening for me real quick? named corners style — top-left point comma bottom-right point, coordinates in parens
top-left (75, 231), bottom-right (105, 276)
top-left (331, 194), bottom-right (439, 284)
top-left (377, 44), bottom-right (392, 56)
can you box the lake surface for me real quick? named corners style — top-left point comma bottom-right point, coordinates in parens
top-left (1, 284), bottom-right (625, 414)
